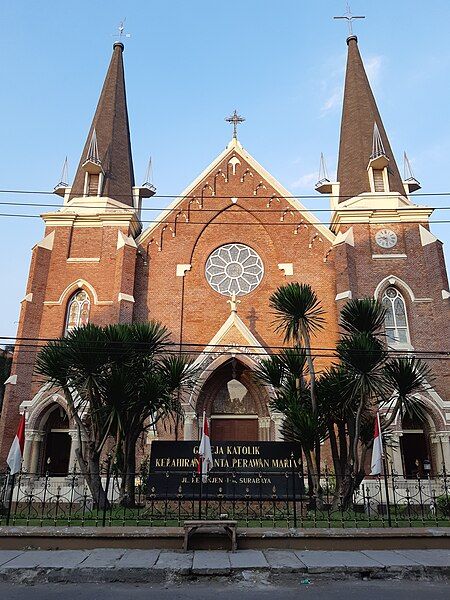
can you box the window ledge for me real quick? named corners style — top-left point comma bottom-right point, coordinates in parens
top-left (387, 343), bottom-right (415, 352)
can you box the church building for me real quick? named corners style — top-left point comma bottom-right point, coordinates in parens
top-left (0, 34), bottom-right (449, 479)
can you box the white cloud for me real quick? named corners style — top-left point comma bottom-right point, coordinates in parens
top-left (319, 54), bottom-right (384, 116)
top-left (321, 87), bottom-right (343, 114)
top-left (291, 172), bottom-right (317, 191)
top-left (365, 55), bottom-right (383, 86)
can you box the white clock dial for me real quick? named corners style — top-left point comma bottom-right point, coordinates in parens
top-left (375, 229), bottom-right (397, 249)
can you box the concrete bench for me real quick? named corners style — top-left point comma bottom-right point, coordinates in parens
top-left (183, 520), bottom-right (238, 552)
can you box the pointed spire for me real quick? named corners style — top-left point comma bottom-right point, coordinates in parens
top-left (315, 153), bottom-right (334, 194)
top-left (140, 156), bottom-right (156, 197)
top-left (403, 151), bottom-right (421, 193)
top-left (69, 42), bottom-right (135, 205)
top-left (54, 156), bottom-right (69, 196)
top-left (337, 36), bottom-right (404, 201)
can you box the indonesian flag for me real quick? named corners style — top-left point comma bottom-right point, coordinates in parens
top-left (198, 412), bottom-right (213, 482)
top-left (7, 413), bottom-right (25, 475)
top-left (370, 412), bottom-right (383, 476)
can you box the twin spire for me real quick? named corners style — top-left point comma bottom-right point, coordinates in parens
top-left (61, 33), bottom-right (418, 211)
top-left (336, 35), bottom-right (406, 201)
top-left (69, 42), bottom-right (135, 206)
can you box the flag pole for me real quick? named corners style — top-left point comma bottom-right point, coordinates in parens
top-left (378, 412), bottom-right (392, 527)
top-left (198, 411), bottom-right (205, 520)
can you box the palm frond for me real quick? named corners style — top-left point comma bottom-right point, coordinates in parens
top-left (269, 282), bottom-right (326, 343)
top-left (340, 298), bottom-right (386, 336)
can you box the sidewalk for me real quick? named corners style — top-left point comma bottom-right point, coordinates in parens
top-left (0, 548), bottom-right (449, 583)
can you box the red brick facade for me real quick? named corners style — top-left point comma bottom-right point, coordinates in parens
top-left (0, 38), bottom-right (449, 474)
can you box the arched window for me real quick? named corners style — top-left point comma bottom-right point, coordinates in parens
top-left (65, 290), bottom-right (90, 334)
top-left (381, 287), bottom-right (410, 347)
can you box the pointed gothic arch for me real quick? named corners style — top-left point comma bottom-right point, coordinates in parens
top-left (64, 289), bottom-right (91, 334)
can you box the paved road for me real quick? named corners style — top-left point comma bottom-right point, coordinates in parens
top-left (0, 581), bottom-right (449, 599)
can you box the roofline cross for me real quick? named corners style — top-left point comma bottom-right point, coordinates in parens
top-left (225, 110), bottom-right (245, 140)
top-left (114, 18), bottom-right (131, 43)
top-left (333, 3), bottom-right (365, 36)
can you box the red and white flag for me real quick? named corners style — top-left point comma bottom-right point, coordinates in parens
top-left (370, 412), bottom-right (383, 476)
top-left (198, 412), bottom-right (213, 482)
top-left (7, 413), bottom-right (25, 475)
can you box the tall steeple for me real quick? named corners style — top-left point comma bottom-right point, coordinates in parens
top-left (69, 42), bottom-right (135, 206)
top-left (337, 35), bottom-right (404, 202)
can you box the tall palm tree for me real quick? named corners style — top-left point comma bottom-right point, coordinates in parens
top-left (382, 357), bottom-right (432, 427)
top-left (35, 324), bottom-right (112, 508)
top-left (35, 321), bottom-right (195, 508)
top-left (269, 283), bottom-right (325, 415)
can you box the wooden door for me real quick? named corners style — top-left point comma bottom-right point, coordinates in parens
top-left (211, 418), bottom-right (258, 441)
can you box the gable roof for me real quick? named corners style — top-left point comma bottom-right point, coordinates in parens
top-left (138, 138), bottom-right (335, 243)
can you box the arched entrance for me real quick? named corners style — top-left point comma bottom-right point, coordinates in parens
top-left (41, 404), bottom-right (72, 476)
top-left (195, 358), bottom-right (271, 441)
top-left (401, 412), bottom-right (433, 478)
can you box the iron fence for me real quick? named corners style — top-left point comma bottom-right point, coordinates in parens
top-left (0, 468), bottom-right (449, 528)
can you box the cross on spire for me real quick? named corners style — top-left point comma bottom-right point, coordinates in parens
top-left (115, 18), bottom-right (131, 43)
top-left (333, 3), bottom-right (365, 36)
top-left (225, 110), bottom-right (245, 140)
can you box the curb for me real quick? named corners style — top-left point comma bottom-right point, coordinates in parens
top-left (0, 564), bottom-right (449, 585)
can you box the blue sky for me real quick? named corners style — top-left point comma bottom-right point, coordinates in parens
top-left (1, 0), bottom-right (450, 340)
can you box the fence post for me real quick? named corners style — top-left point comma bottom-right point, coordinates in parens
top-left (291, 452), bottom-right (297, 528)
top-left (198, 456), bottom-right (203, 520)
top-left (382, 455), bottom-right (392, 527)
top-left (5, 473), bottom-right (15, 526)
top-left (102, 458), bottom-right (112, 527)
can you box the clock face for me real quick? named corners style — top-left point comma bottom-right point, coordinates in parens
top-left (375, 229), bottom-right (397, 249)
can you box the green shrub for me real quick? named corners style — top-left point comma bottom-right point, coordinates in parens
top-left (436, 495), bottom-right (450, 517)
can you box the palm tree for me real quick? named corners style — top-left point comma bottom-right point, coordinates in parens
top-left (254, 347), bottom-right (326, 501)
top-left (35, 325), bottom-right (112, 508)
top-left (269, 283), bottom-right (326, 480)
top-left (269, 283), bottom-right (325, 415)
top-left (35, 321), bottom-right (196, 508)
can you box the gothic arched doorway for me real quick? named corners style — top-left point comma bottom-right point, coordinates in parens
top-left (196, 358), bottom-right (271, 441)
top-left (41, 404), bottom-right (72, 476)
top-left (401, 412), bottom-right (433, 478)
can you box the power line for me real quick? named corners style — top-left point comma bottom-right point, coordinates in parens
top-left (0, 213), bottom-right (449, 226)
top-left (0, 200), bottom-right (449, 213)
top-left (2, 188), bottom-right (450, 200)
top-left (2, 336), bottom-right (448, 355)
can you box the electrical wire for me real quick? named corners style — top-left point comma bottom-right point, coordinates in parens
top-left (0, 213), bottom-right (449, 226)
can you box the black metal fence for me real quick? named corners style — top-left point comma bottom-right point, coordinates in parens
top-left (1, 468), bottom-right (449, 528)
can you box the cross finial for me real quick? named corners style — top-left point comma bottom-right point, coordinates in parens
top-left (115, 18), bottom-right (131, 42)
top-left (333, 3), bottom-right (365, 36)
top-left (227, 292), bottom-right (241, 314)
top-left (225, 110), bottom-right (245, 140)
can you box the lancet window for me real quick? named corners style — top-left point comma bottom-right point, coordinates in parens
top-left (64, 290), bottom-right (90, 334)
top-left (381, 287), bottom-right (410, 346)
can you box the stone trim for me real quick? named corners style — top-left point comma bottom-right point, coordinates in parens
top-left (66, 257), bottom-right (101, 263)
top-left (176, 264), bottom-right (192, 277)
top-left (118, 293), bottom-right (135, 303)
top-left (372, 254), bottom-right (407, 259)
top-left (335, 290), bottom-right (352, 301)
top-left (277, 263), bottom-right (293, 276)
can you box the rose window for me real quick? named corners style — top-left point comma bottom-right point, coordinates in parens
top-left (205, 243), bottom-right (264, 296)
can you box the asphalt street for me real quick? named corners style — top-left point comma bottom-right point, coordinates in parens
top-left (0, 580), bottom-right (449, 599)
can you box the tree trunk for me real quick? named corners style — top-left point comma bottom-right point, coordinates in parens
top-left (304, 450), bottom-right (324, 510)
top-left (119, 431), bottom-right (140, 507)
top-left (75, 445), bottom-right (109, 510)
top-left (328, 424), bottom-right (342, 490)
